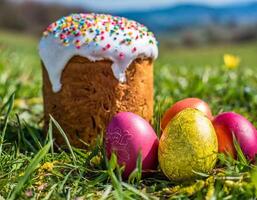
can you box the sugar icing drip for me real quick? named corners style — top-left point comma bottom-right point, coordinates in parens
top-left (39, 13), bottom-right (158, 92)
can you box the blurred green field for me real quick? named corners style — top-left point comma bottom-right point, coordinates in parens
top-left (1, 30), bottom-right (257, 199)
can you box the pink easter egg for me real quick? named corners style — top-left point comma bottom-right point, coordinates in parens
top-left (213, 112), bottom-right (257, 161)
top-left (105, 112), bottom-right (159, 178)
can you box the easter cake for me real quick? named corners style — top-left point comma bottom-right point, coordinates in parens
top-left (39, 13), bottom-right (158, 147)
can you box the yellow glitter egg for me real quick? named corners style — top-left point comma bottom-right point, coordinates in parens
top-left (158, 108), bottom-right (218, 182)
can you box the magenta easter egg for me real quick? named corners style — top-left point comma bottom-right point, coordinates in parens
top-left (105, 112), bottom-right (159, 178)
top-left (213, 112), bottom-right (257, 161)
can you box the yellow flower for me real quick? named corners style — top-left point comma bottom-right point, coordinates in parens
top-left (90, 155), bottom-right (101, 166)
top-left (224, 54), bottom-right (241, 69)
top-left (35, 180), bottom-right (43, 186)
top-left (18, 172), bottom-right (25, 177)
top-left (39, 161), bottom-right (57, 172)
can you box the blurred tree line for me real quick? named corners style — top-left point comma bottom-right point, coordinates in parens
top-left (0, 0), bottom-right (86, 36)
top-left (160, 22), bottom-right (257, 48)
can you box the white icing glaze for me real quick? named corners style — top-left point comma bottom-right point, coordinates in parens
top-left (39, 13), bottom-right (158, 92)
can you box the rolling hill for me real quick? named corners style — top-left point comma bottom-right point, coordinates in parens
top-left (114, 2), bottom-right (257, 32)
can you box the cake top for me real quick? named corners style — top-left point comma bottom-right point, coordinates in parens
top-left (43, 13), bottom-right (158, 50)
top-left (39, 13), bottom-right (158, 92)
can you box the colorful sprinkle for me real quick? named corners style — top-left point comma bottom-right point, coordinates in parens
top-left (42, 13), bottom-right (157, 49)
top-left (119, 52), bottom-right (125, 60)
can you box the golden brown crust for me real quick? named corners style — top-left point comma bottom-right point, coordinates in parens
top-left (42, 56), bottom-right (153, 148)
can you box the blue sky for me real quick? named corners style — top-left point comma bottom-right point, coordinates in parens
top-left (18, 0), bottom-right (257, 11)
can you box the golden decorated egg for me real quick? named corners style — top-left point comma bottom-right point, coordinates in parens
top-left (158, 108), bottom-right (218, 181)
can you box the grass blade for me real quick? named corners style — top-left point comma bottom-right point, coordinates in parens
top-left (15, 114), bottom-right (22, 155)
top-left (45, 119), bottom-right (54, 155)
top-left (100, 185), bottom-right (112, 200)
top-left (50, 115), bottom-right (77, 165)
top-left (128, 151), bottom-right (142, 184)
top-left (232, 133), bottom-right (248, 166)
top-left (9, 142), bottom-right (51, 200)
top-left (24, 121), bottom-right (42, 150)
top-left (58, 170), bottom-right (73, 192)
top-left (122, 182), bottom-right (150, 200)
top-left (0, 92), bottom-right (15, 114)
top-left (16, 115), bottom-right (37, 152)
top-left (0, 93), bottom-right (15, 155)
top-left (107, 153), bottom-right (123, 198)
top-left (42, 184), bottom-right (57, 200)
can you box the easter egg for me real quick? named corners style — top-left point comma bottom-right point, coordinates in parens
top-left (159, 108), bottom-right (217, 181)
top-left (161, 98), bottom-right (212, 131)
top-left (213, 112), bottom-right (257, 160)
top-left (105, 112), bottom-right (159, 178)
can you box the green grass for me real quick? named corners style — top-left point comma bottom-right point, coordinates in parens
top-left (1, 30), bottom-right (257, 199)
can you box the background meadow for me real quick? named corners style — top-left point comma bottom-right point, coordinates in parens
top-left (1, 0), bottom-right (257, 199)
